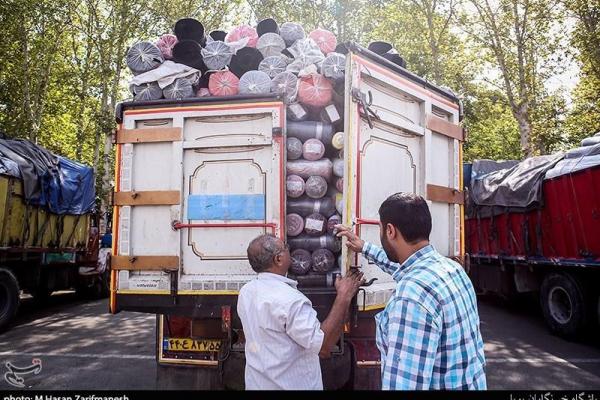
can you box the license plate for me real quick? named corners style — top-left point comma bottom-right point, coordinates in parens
top-left (163, 338), bottom-right (221, 352)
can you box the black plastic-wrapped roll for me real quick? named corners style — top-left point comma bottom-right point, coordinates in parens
top-left (305, 175), bottom-right (328, 199)
top-left (290, 249), bottom-right (312, 275)
top-left (288, 234), bottom-right (341, 252)
top-left (327, 214), bottom-right (342, 235)
top-left (287, 121), bottom-right (334, 143)
top-left (286, 213), bottom-right (305, 237)
top-left (126, 42), bottom-right (164, 74)
top-left (287, 158), bottom-right (333, 181)
top-left (304, 213), bottom-right (326, 236)
top-left (286, 174), bottom-right (305, 198)
top-left (287, 137), bottom-right (303, 160)
top-left (312, 249), bottom-right (336, 272)
top-left (295, 272), bottom-right (337, 287)
top-left (287, 197), bottom-right (336, 218)
top-left (287, 103), bottom-right (308, 121)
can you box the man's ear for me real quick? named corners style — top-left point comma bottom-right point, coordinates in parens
top-left (386, 223), bottom-right (397, 240)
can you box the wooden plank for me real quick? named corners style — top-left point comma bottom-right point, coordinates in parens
top-left (116, 127), bottom-right (182, 144)
top-left (427, 184), bottom-right (464, 205)
top-left (111, 255), bottom-right (179, 271)
top-left (426, 114), bottom-right (464, 141)
top-left (114, 190), bottom-right (180, 206)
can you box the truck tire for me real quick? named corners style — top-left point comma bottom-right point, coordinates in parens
top-left (0, 268), bottom-right (20, 332)
top-left (540, 273), bottom-right (589, 339)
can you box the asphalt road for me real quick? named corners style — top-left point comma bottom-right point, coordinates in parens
top-left (0, 292), bottom-right (599, 390)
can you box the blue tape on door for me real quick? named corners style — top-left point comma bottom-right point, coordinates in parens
top-left (187, 194), bottom-right (266, 220)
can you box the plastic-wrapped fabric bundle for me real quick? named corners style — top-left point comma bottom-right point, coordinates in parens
top-left (320, 104), bottom-right (342, 124)
top-left (259, 56), bottom-right (288, 79)
top-left (225, 25), bottom-right (258, 48)
top-left (298, 74), bottom-right (333, 108)
top-left (309, 29), bottom-right (337, 55)
top-left (287, 159), bottom-right (333, 181)
top-left (127, 42), bottom-right (164, 74)
top-left (287, 197), bottom-right (336, 218)
top-left (327, 214), bottom-right (341, 234)
top-left (333, 158), bottom-right (344, 178)
top-left (288, 235), bottom-right (341, 253)
top-left (321, 52), bottom-right (345, 80)
top-left (286, 174), bottom-right (305, 198)
top-left (286, 213), bottom-right (305, 237)
top-left (209, 30), bottom-right (227, 42)
top-left (302, 138), bottom-right (325, 161)
top-left (257, 18), bottom-right (279, 36)
top-left (287, 121), bottom-right (334, 142)
top-left (287, 103), bottom-right (309, 121)
top-left (229, 47), bottom-right (264, 78)
top-left (335, 192), bottom-right (343, 214)
top-left (156, 34), bottom-right (178, 60)
top-left (286, 39), bottom-right (325, 75)
top-left (201, 41), bottom-right (234, 70)
top-left (256, 33), bottom-right (286, 58)
top-left (197, 87), bottom-right (211, 97)
top-left (208, 71), bottom-right (240, 96)
top-left (290, 249), bottom-right (312, 275)
top-left (172, 40), bottom-right (205, 70)
top-left (331, 132), bottom-right (344, 150)
top-left (312, 248), bottom-right (336, 272)
top-left (131, 82), bottom-right (163, 101)
top-left (271, 71), bottom-right (298, 104)
top-left (286, 137), bottom-right (303, 160)
top-left (163, 76), bottom-right (197, 99)
top-left (305, 175), bottom-right (328, 199)
top-left (582, 136), bottom-right (600, 146)
top-left (239, 70), bottom-right (272, 94)
top-left (174, 18), bottom-right (206, 45)
top-left (280, 22), bottom-right (306, 47)
top-left (335, 177), bottom-right (344, 192)
top-left (304, 213), bottom-right (326, 236)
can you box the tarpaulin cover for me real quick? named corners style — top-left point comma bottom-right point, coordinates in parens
top-left (0, 139), bottom-right (95, 214)
top-left (469, 154), bottom-right (564, 212)
top-left (545, 142), bottom-right (600, 179)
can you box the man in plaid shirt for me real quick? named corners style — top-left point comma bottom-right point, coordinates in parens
top-left (336, 193), bottom-right (486, 390)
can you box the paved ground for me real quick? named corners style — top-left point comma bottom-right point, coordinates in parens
top-left (0, 292), bottom-right (599, 390)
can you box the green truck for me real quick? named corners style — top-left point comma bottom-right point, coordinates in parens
top-left (0, 139), bottom-right (106, 331)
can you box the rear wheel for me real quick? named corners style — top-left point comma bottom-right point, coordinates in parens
top-left (0, 268), bottom-right (20, 332)
top-left (540, 273), bottom-right (589, 339)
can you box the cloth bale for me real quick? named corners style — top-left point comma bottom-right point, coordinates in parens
top-left (257, 33), bottom-right (286, 58)
top-left (287, 213), bottom-right (305, 237)
top-left (286, 174), bottom-right (305, 198)
top-left (201, 41), bottom-right (234, 70)
top-left (304, 213), bottom-right (327, 236)
top-left (309, 29), bottom-right (337, 55)
top-left (259, 56), bottom-right (288, 79)
top-left (290, 249), bottom-right (312, 275)
top-left (208, 71), bottom-right (240, 96)
top-left (131, 82), bottom-right (163, 101)
top-left (302, 138), bottom-right (325, 161)
top-left (321, 52), bottom-right (346, 80)
top-left (239, 70), bottom-right (272, 94)
top-left (156, 34), bottom-right (178, 60)
top-left (287, 137), bottom-right (303, 160)
top-left (271, 71), bottom-right (298, 105)
top-left (225, 25), bottom-right (258, 48)
top-left (305, 175), bottom-right (328, 199)
top-left (126, 41), bottom-right (164, 74)
top-left (280, 22), bottom-right (306, 47)
top-left (298, 73), bottom-right (333, 108)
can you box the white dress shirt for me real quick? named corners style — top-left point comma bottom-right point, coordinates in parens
top-left (237, 272), bottom-right (325, 390)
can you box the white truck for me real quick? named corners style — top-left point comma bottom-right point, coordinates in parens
top-left (110, 43), bottom-right (465, 389)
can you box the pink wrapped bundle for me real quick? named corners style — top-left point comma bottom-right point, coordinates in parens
top-left (225, 25), bottom-right (258, 48)
top-left (302, 138), bottom-right (325, 161)
top-left (197, 87), bottom-right (211, 97)
top-left (305, 175), bottom-right (328, 199)
top-left (286, 174), bottom-right (305, 198)
top-left (156, 34), bottom-right (178, 59)
top-left (287, 158), bottom-right (333, 181)
top-left (298, 74), bottom-right (333, 108)
top-left (304, 213), bottom-right (326, 236)
top-left (327, 214), bottom-right (342, 234)
top-left (312, 248), bottom-right (336, 272)
top-left (335, 177), bottom-right (344, 192)
top-left (208, 71), bottom-right (240, 96)
top-left (290, 249), bottom-right (312, 275)
top-left (286, 213), bottom-right (305, 237)
top-left (309, 29), bottom-right (337, 55)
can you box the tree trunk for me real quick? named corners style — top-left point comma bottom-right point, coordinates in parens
top-left (514, 106), bottom-right (533, 156)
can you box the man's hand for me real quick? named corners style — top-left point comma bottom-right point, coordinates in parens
top-left (334, 269), bottom-right (365, 302)
top-left (334, 224), bottom-right (365, 253)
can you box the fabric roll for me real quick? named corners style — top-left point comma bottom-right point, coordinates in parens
top-left (331, 132), bottom-right (344, 150)
top-left (287, 103), bottom-right (309, 121)
top-left (298, 73), bottom-right (333, 108)
top-left (286, 213), bottom-right (305, 237)
top-left (312, 248), bottom-right (336, 272)
top-left (208, 71), bottom-right (240, 96)
top-left (257, 18), bottom-right (279, 36)
top-left (280, 22), bottom-right (306, 47)
top-left (229, 47), bottom-right (264, 78)
top-left (201, 41), bottom-right (234, 70)
top-left (162, 77), bottom-right (196, 99)
top-left (327, 214), bottom-right (342, 235)
top-left (286, 137), bottom-right (303, 160)
top-left (259, 56), bottom-right (288, 79)
top-left (287, 159), bottom-right (333, 181)
top-left (321, 52), bottom-right (345, 80)
top-left (131, 82), bottom-right (163, 101)
top-left (174, 18), bottom-right (206, 46)
top-left (302, 138), bottom-right (325, 161)
top-left (286, 174), bottom-right (305, 198)
top-left (288, 234), bottom-right (341, 252)
top-left (287, 121), bottom-right (334, 143)
top-left (172, 40), bottom-right (205, 70)
top-left (335, 177), bottom-right (344, 193)
top-left (209, 30), bottom-right (227, 42)
top-left (290, 249), bottom-right (312, 275)
top-left (333, 158), bottom-right (344, 178)
top-left (239, 70), bottom-right (272, 94)
top-left (226, 25), bottom-right (258, 48)
top-left (155, 34), bottom-right (178, 60)
top-left (305, 175), bottom-right (328, 199)
top-left (320, 104), bottom-right (342, 124)
top-left (271, 71), bottom-right (298, 104)
top-left (287, 197), bottom-right (336, 218)
top-left (126, 42), bottom-right (164, 74)
top-left (286, 38), bottom-right (325, 74)
top-left (304, 213), bottom-right (327, 236)
top-left (309, 29), bottom-right (337, 55)
top-left (257, 33), bottom-right (286, 58)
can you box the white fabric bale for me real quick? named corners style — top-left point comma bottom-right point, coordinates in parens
top-left (259, 56), bottom-right (288, 79)
top-left (257, 33), bottom-right (286, 58)
top-left (131, 82), bottom-right (163, 101)
top-left (280, 22), bottom-right (306, 47)
top-left (201, 41), bottom-right (234, 70)
top-left (321, 52), bottom-right (346, 81)
top-left (163, 77), bottom-right (196, 99)
top-left (271, 71), bottom-right (298, 104)
top-left (286, 38), bottom-right (325, 74)
top-left (126, 41), bottom-right (164, 74)
top-left (239, 70), bottom-right (272, 94)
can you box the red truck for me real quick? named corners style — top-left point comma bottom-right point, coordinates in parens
top-left (465, 135), bottom-right (600, 339)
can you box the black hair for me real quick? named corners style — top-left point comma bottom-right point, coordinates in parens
top-left (378, 192), bottom-right (432, 243)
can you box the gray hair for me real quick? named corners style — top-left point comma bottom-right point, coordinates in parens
top-left (247, 234), bottom-right (284, 273)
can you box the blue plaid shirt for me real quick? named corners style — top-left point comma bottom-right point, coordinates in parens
top-left (363, 242), bottom-right (487, 390)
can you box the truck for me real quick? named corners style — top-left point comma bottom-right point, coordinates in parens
top-left (0, 140), bottom-right (106, 331)
top-left (464, 139), bottom-right (600, 339)
top-left (110, 42), bottom-right (465, 389)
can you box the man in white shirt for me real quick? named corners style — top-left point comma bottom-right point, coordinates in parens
top-left (237, 234), bottom-right (364, 390)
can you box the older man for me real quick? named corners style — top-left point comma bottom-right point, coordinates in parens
top-left (237, 234), bottom-right (364, 390)
top-left (336, 192), bottom-right (486, 390)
